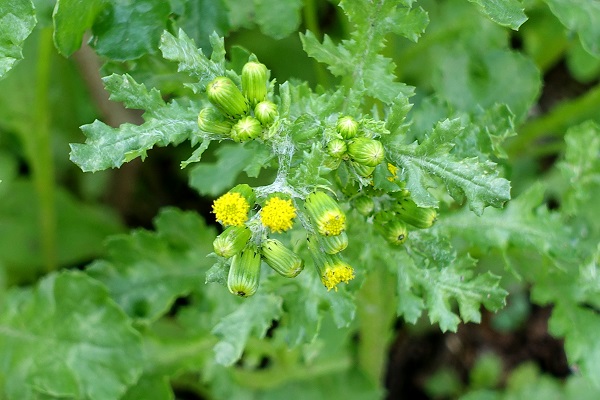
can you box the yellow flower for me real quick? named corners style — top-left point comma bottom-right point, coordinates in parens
top-left (321, 259), bottom-right (355, 291)
top-left (260, 196), bottom-right (296, 233)
top-left (387, 163), bottom-right (398, 182)
top-left (304, 192), bottom-right (347, 236)
top-left (212, 192), bottom-right (250, 227)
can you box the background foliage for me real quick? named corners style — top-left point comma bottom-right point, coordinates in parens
top-left (1, 0), bottom-right (600, 399)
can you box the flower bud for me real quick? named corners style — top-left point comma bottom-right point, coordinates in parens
top-left (381, 220), bottom-right (408, 245)
top-left (336, 116), bottom-right (359, 139)
top-left (304, 192), bottom-right (346, 236)
top-left (320, 231), bottom-right (348, 254)
top-left (254, 101), bottom-right (278, 125)
top-left (197, 107), bottom-right (233, 136)
top-left (206, 76), bottom-right (249, 118)
top-left (307, 236), bottom-right (354, 291)
top-left (352, 196), bottom-right (374, 216)
top-left (230, 116), bottom-right (262, 143)
top-left (261, 239), bottom-right (304, 278)
top-left (327, 139), bottom-right (347, 159)
top-left (242, 61), bottom-right (268, 106)
top-left (347, 137), bottom-right (385, 167)
top-left (213, 226), bottom-right (252, 258)
top-left (351, 161), bottom-right (375, 177)
top-left (394, 197), bottom-right (437, 229)
top-left (227, 245), bottom-right (261, 297)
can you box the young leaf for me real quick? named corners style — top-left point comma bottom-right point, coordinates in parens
top-left (467, 0), bottom-right (528, 30)
top-left (0, 272), bottom-right (143, 399)
top-left (70, 74), bottom-right (197, 172)
top-left (90, 0), bottom-right (170, 60)
top-left (0, 0), bottom-right (36, 78)
top-left (387, 118), bottom-right (511, 214)
top-left (212, 293), bottom-right (283, 366)
top-left (52, 0), bottom-right (106, 56)
top-left (87, 208), bottom-right (217, 321)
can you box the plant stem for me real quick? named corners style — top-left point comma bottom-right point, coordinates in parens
top-left (509, 83), bottom-right (600, 157)
top-left (31, 27), bottom-right (58, 273)
top-left (303, 0), bottom-right (330, 87)
top-left (356, 264), bottom-right (396, 384)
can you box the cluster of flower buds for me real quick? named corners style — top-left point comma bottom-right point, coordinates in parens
top-left (211, 186), bottom-right (355, 296)
top-left (326, 115), bottom-right (386, 178)
top-left (197, 61), bottom-right (278, 142)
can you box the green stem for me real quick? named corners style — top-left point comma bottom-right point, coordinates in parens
top-left (30, 27), bottom-right (57, 273)
top-left (303, 0), bottom-right (329, 87)
top-left (356, 264), bottom-right (396, 384)
top-left (509, 83), bottom-right (600, 157)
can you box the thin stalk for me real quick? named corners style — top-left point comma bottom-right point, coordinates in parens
top-left (303, 0), bottom-right (330, 88)
top-left (356, 264), bottom-right (396, 384)
top-left (31, 27), bottom-right (58, 272)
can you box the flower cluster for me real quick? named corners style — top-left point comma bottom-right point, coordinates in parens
top-left (198, 61), bottom-right (278, 142)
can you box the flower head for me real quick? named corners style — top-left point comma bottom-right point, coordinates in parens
top-left (336, 116), bottom-right (359, 139)
top-left (307, 236), bottom-right (355, 291)
top-left (260, 196), bottom-right (296, 233)
top-left (305, 192), bottom-right (346, 236)
top-left (227, 245), bottom-right (261, 297)
top-left (212, 192), bottom-right (250, 227)
top-left (206, 76), bottom-right (249, 118)
top-left (261, 239), bottom-right (304, 278)
top-left (387, 163), bottom-right (398, 182)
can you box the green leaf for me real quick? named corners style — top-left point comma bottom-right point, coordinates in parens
top-left (87, 208), bottom-right (216, 321)
top-left (212, 293), bottom-right (283, 366)
top-left (0, 0), bottom-right (36, 78)
top-left (159, 29), bottom-right (226, 92)
top-left (388, 118), bottom-right (511, 214)
top-left (0, 272), bottom-right (142, 399)
top-left (172, 0), bottom-right (230, 50)
top-left (90, 0), bottom-right (170, 60)
top-left (188, 143), bottom-right (260, 196)
top-left (255, 0), bottom-right (303, 39)
top-left (0, 180), bottom-right (123, 285)
top-left (70, 74), bottom-right (197, 172)
top-left (52, 0), bottom-right (106, 56)
top-left (544, 0), bottom-right (600, 57)
top-left (467, 0), bottom-right (527, 30)
top-left (121, 374), bottom-right (174, 400)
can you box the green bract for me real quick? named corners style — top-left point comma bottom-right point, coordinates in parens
top-left (197, 107), bottom-right (233, 136)
top-left (347, 137), bottom-right (385, 167)
top-left (206, 76), bottom-right (249, 118)
top-left (260, 239), bottom-right (304, 278)
top-left (227, 245), bottom-right (262, 297)
top-left (242, 61), bottom-right (268, 106)
top-left (230, 116), bottom-right (262, 142)
top-left (213, 226), bottom-right (252, 258)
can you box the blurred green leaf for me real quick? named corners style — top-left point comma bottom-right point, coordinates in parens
top-left (87, 208), bottom-right (216, 321)
top-left (121, 374), bottom-right (174, 400)
top-left (545, 0), bottom-right (600, 57)
top-left (0, 0), bottom-right (36, 78)
top-left (255, 0), bottom-right (302, 39)
top-left (0, 272), bottom-right (142, 399)
top-left (91, 0), bottom-right (170, 60)
top-left (467, 0), bottom-right (527, 30)
top-left (53, 0), bottom-right (106, 56)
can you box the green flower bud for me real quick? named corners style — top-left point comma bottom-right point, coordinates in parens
top-left (351, 161), bottom-right (376, 177)
top-left (261, 239), bottom-right (304, 278)
top-left (347, 137), bottom-right (385, 167)
top-left (307, 236), bottom-right (354, 291)
top-left (213, 226), bottom-right (252, 258)
top-left (230, 116), bottom-right (262, 142)
top-left (227, 245), bottom-right (261, 297)
top-left (394, 197), bottom-right (437, 229)
top-left (305, 192), bottom-right (346, 236)
top-left (320, 231), bottom-right (348, 254)
top-left (242, 61), bottom-right (268, 106)
top-left (352, 196), bottom-right (375, 216)
top-left (254, 101), bottom-right (278, 125)
top-left (336, 116), bottom-right (359, 139)
top-left (381, 220), bottom-right (408, 245)
top-left (206, 76), bottom-right (249, 118)
top-left (197, 107), bottom-right (233, 136)
top-left (229, 183), bottom-right (256, 205)
top-left (327, 139), bottom-right (347, 159)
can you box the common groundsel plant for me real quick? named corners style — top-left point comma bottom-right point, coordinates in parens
top-left (1, 0), bottom-right (600, 398)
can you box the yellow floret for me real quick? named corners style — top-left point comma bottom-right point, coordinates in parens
top-left (318, 210), bottom-right (346, 236)
top-left (387, 163), bottom-right (398, 182)
top-left (260, 196), bottom-right (296, 233)
top-left (212, 192), bottom-right (250, 227)
top-left (321, 261), bottom-right (355, 291)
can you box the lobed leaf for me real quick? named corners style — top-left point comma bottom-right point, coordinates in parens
top-left (0, 0), bottom-right (36, 78)
top-left (87, 208), bottom-right (217, 321)
top-left (0, 272), bottom-right (143, 399)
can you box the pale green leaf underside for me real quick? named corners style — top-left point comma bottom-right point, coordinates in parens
top-left (468, 0), bottom-right (527, 30)
top-left (0, 0), bottom-right (36, 79)
top-left (0, 272), bottom-right (142, 399)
